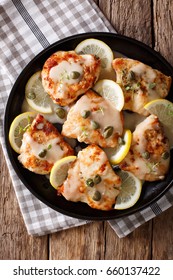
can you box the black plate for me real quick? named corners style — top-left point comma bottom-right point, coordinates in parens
top-left (4, 32), bottom-right (173, 220)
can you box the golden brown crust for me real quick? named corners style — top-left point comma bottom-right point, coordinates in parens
top-left (42, 51), bottom-right (101, 106)
top-left (18, 114), bottom-right (74, 174)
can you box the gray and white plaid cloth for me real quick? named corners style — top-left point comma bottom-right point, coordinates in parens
top-left (0, 0), bottom-right (173, 238)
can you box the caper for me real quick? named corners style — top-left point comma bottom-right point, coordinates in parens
top-left (56, 107), bottom-right (66, 119)
top-left (118, 137), bottom-right (125, 145)
top-left (86, 178), bottom-right (94, 187)
top-left (161, 151), bottom-right (170, 160)
top-left (26, 91), bottom-right (36, 100)
top-left (91, 120), bottom-right (100, 130)
top-left (142, 151), bottom-right (150, 159)
top-left (128, 70), bottom-right (135, 81)
top-left (93, 174), bottom-right (101, 185)
top-left (92, 191), bottom-right (102, 201)
top-left (70, 71), bottom-right (80, 79)
top-left (38, 149), bottom-right (47, 158)
top-left (81, 110), bottom-right (91, 119)
top-left (103, 126), bottom-right (114, 138)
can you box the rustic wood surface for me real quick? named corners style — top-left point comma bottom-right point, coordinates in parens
top-left (0, 0), bottom-right (173, 260)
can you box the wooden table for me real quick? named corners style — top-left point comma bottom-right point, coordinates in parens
top-left (1, 0), bottom-right (173, 260)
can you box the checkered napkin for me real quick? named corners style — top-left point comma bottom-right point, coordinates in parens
top-left (0, 0), bottom-right (173, 238)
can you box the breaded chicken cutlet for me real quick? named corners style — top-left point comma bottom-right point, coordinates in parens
top-left (112, 58), bottom-right (172, 116)
top-left (42, 51), bottom-right (101, 106)
top-left (18, 114), bottom-right (74, 174)
top-left (62, 89), bottom-right (123, 148)
top-left (59, 144), bottom-right (121, 210)
top-left (120, 114), bottom-right (170, 181)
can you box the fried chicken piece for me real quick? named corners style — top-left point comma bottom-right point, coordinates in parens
top-left (18, 114), bottom-right (74, 174)
top-left (112, 58), bottom-right (172, 115)
top-left (61, 90), bottom-right (123, 148)
top-left (120, 114), bottom-right (170, 181)
top-left (59, 144), bottom-right (121, 210)
top-left (42, 51), bottom-right (101, 106)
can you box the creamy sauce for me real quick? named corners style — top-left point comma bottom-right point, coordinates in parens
top-left (49, 60), bottom-right (83, 84)
top-left (23, 133), bottom-right (64, 163)
top-left (21, 98), bottom-right (67, 124)
top-left (130, 63), bottom-right (146, 76)
top-left (63, 160), bottom-right (86, 202)
top-left (62, 145), bottom-right (120, 206)
top-left (74, 94), bottom-right (123, 135)
top-left (131, 63), bottom-right (156, 82)
top-left (81, 54), bottom-right (94, 66)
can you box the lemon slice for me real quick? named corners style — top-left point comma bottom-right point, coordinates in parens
top-left (25, 71), bottom-right (53, 114)
top-left (104, 129), bottom-right (132, 165)
top-left (144, 99), bottom-right (173, 148)
top-left (93, 79), bottom-right (124, 111)
top-left (114, 170), bottom-right (142, 210)
top-left (50, 156), bottom-right (77, 189)
top-left (22, 98), bottom-right (67, 124)
top-left (75, 38), bottom-right (114, 78)
top-left (9, 112), bottom-right (36, 153)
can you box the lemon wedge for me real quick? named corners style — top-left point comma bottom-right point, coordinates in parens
top-left (75, 38), bottom-right (114, 78)
top-left (93, 79), bottom-right (124, 111)
top-left (50, 156), bottom-right (77, 189)
top-left (144, 99), bottom-right (173, 148)
top-left (25, 71), bottom-right (53, 114)
top-left (104, 129), bottom-right (132, 165)
top-left (114, 170), bottom-right (142, 210)
top-left (9, 112), bottom-right (36, 153)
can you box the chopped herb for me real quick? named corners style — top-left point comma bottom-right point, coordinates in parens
top-left (81, 127), bottom-right (88, 136)
top-left (125, 85), bottom-right (131, 91)
top-left (96, 107), bottom-right (104, 115)
top-left (47, 144), bottom-right (52, 150)
top-left (149, 82), bottom-right (156, 89)
top-left (167, 104), bottom-right (173, 116)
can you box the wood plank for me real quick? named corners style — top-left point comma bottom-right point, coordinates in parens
top-left (49, 222), bottom-right (105, 260)
top-left (99, 0), bottom-right (152, 45)
top-left (153, 0), bottom-right (173, 64)
top-left (0, 145), bottom-right (48, 260)
top-left (152, 208), bottom-right (173, 259)
top-left (104, 222), bottom-right (152, 260)
top-left (50, 220), bottom-right (152, 260)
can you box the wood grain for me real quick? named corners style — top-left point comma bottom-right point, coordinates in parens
top-left (153, 0), bottom-right (173, 64)
top-left (99, 0), bottom-right (152, 45)
top-left (1, 0), bottom-right (173, 260)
